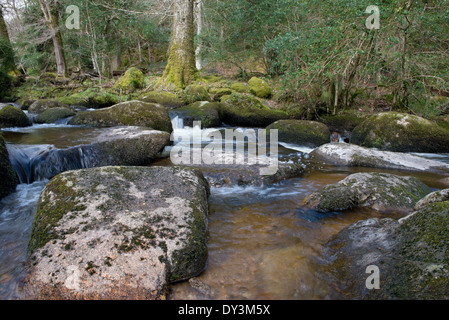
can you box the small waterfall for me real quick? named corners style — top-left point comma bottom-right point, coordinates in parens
top-left (7, 144), bottom-right (54, 184)
top-left (170, 113), bottom-right (185, 130)
top-left (6, 143), bottom-right (96, 184)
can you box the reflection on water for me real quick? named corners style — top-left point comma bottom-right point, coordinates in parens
top-left (2, 126), bottom-right (106, 149)
top-left (168, 171), bottom-right (407, 300)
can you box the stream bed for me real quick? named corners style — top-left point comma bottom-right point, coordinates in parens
top-left (1, 116), bottom-right (449, 300)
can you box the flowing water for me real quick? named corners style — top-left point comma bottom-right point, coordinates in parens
top-left (1, 111), bottom-right (449, 300)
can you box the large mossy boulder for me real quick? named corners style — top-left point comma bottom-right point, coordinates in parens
top-left (31, 127), bottom-right (170, 181)
top-left (0, 105), bottom-right (32, 128)
top-left (139, 91), bottom-right (184, 109)
top-left (323, 195), bottom-right (449, 299)
top-left (25, 166), bottom-right (209, 299)
top-left (112, 67), bottom-right (144, 93)
top-left (248, 77), bottom-right (271, 99)
top-left (172, 101), bottom-right (222, 128)
top-left (35, 107), bottom-right (75, 124)
top-left (301, 172), bottom-right (432, 213)
top-left (0, 135), bottom-right (18, 200)
top-left (310, 143), bottom-right (449, 174)
top-left (351, 112), bottom-right (449, 152)
top-left (69, 100), bottom-right (173, 133)
top-left (57, 88), bottom-right (120, 109)
top-left (28, 99), bottom-right (70, 114)
top-left (219, 93), bottom-right (288, 127)
top-left (266, 120), bottom-right (330, 148)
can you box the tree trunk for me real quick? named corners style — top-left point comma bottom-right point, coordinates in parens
top-left (38, 0), bottom-right (67, 77)
top-left (0, 6), bottom-right (10, 42)
top-left (195, 0), bottom-right (203, 71)
top-left (0, 6), bottom-right (16, 72)
top-left (160, 0), bottom-right (197, 89)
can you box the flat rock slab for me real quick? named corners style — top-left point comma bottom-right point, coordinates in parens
top-left (311, 143), bottom-right (449, 174)
top-left (31, 126), bottom-right (170, 181)
top-left (24, 166), bottom-right (210, 300)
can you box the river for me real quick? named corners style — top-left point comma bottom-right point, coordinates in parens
top-left (1, 110), bottom-right (448, 299)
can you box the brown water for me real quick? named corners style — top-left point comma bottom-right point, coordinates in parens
top-left (1, 123), bottom-right (448, 300)
top-left (167, 170), bottom-right (414, 300)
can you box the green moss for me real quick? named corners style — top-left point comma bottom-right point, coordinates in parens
top-left (0, 105), bottom-right (31, 128)
top-left (69, 100), bottom-right (173, 133)
top-left (113, 67), bottom-right (145, 93)
top-left (387, 201), bottom-right (449, 299)
top-left (35, 107), bottom-right (75, 124)
top-left (174, 102), bottom-right (222, 128)
top-left (58, 88), bottom-right (120, 109)
top-left (219, 93), bottom-right (288, 127)
top-left (28, 173), bottom-right (82, 256)
top-left (248, 77), bottom-right (272, 98)
top-left (266, 119), bottom-right (330, 147)
top-left (230, 82), bottom-right (249, 93)
top-left (352, 112), bottom-right (449, 152)
top-left (138, 91), bottom-right (184, 108)
top-left (183, 85), bottom-right (210, 104)
top-left (0, 135), bottom-right (18, 200)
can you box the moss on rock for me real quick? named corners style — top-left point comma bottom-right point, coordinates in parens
top-left (57, 88), bottom-right (120, 109)
top-left (351, 112), bottom-right (449, 152)
top-left (0, 135), bottom-right (18, 200)
top-left (184, 85), bottom-right (210, 104)
top-left (230, 82), bottom-right (249, 93)
top-left (0, 105), bottom-right (32, 128)
top-left (248, 77), bottom-right (271, 99)
top-left (35, 107), bottom-right (75, 124)
top-left (28, 99), bottom-right (70, 114)
top-left (266, 119), bottom-right (330, 147)
top-left (301, 172), bottom-right (432, 213)
top-left (138, 91), bottom-right (184, 109)
top-left (219, 93), bottom-right (288, 127)
top-left (173, 101), bottom-right (222, 128)
top-left (113, 67), bottom-right (144, 93)
top-left (26, 166), bottom-right (209, 299)
top-left (69, 100), bottom-right (173, 133)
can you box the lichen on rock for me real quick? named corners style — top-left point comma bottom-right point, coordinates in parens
top-left (25, 166), bottom-right (210, 300)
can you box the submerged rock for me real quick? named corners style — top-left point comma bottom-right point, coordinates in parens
top-left (0, 135), bottom-right (18, 200)
top-left (0, 105), bottom-right (31, 128)
top-left (323, 197), bottom-right (449, 299)
top-left (25, 166), bottom-right (209, 299)
top-left (69, 100), bottom-right (173, 133)
top-left (167, 149), bottom-right (304, 187)
top-left (219, 93), bottom-right (288, 127)
top-left (301, 172), bottom-right (432, 213)
top-left (310, 143), bottom-right (449, 174)
top-left (351, 112), bottom-right (449, 153)
top-left (266, 120), bottom-right (330, 148)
